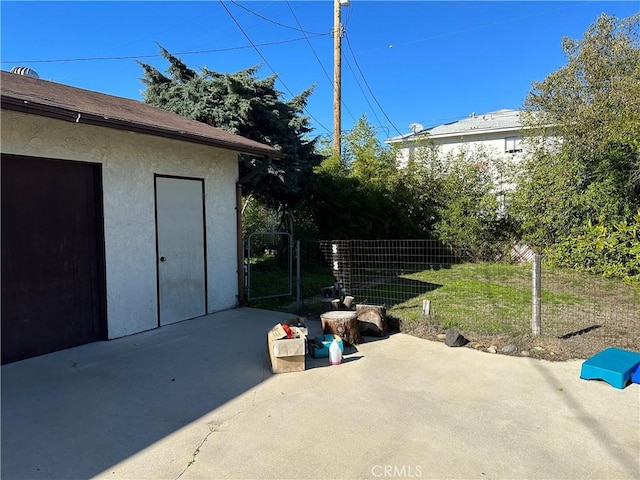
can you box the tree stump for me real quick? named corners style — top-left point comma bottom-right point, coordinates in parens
top-left (356, 304), bottom-right (387, 337)
top-left (320, 310), bottom-right (362, 345)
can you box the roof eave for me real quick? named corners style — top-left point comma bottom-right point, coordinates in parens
top-left (389, 124), bottom-right (530, 144)
top-left (427, 125), bottom-right (527, 139)
top-left (1, 96), bottom-right (286, 160)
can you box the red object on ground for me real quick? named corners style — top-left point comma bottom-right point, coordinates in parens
top-left (282, 324), bottom-right (293, 338)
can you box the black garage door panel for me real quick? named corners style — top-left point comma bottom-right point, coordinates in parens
top-left (1, 155), bottom-right (106, 364)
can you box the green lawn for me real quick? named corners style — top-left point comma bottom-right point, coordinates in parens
top-left (248, 259), bottom-right (639, 342)
top-left (387, 262), bottom-right (638, 337)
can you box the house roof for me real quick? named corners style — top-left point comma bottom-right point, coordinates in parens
top-left (386, 109), bottom-right (524, 144)
top-left (1, 70), bottom-right (285, 159)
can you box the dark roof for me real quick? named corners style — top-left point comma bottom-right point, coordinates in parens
top-left (1, 70), bottom-right (285, 159)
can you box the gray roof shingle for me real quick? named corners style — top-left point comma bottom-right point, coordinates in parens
top-left (387, 109), bottom-right (524, 143)
top-left (1, 70), bottom-right (285, 159)
top-left (427, 109), bottom-right (522, 137)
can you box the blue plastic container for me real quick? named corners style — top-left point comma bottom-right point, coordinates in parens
top-left (310, 334), bottom-right (343, 358)
top-left (580, 347), bottom-right (640, 389)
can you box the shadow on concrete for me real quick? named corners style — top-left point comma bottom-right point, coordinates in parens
top-left (0, 308), bottom-right (292, 480)
top-left (530, 359), bottom-right (640, 477)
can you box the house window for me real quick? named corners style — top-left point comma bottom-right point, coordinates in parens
top-left (505, 136), bottom-right (522, 153)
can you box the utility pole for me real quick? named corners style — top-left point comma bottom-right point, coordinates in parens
top-left (334, 0), bottom-right (349, 156)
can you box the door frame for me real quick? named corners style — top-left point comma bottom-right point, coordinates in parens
top-left (153, 174), bottom-right (208, 327)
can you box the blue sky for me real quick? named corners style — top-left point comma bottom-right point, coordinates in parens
top-left (2, 1), bottom-right (639, 143)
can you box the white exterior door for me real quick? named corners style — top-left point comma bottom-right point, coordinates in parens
top-left (155, 176), bottom-right (206, 326)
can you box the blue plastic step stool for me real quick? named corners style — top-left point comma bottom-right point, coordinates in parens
top-left (580, 348), bottom-right (640, 389)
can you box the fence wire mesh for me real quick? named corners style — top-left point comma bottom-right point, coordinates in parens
top-left (244, 232), bottom-right (292, 301)
top-left (313, 239), bottom-right (639, 357)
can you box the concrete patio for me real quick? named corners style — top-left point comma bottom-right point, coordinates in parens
top-left (1, 307), bottom-right (638, 480)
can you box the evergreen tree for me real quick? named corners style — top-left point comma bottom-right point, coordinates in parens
top-left (139, 46), bottom-right (322, 208)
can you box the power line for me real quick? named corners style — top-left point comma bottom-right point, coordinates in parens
top-left (344, 32), bottom-right (402, 136)
top-left (230, 0), bottom-right (327, 36)
top-left (285, 1), bottom-right (332, 84)
top-left (285, 0), bottom-right (356, 124)
top-left (0, 34), bottom-right (329, 65)
top-left (342, 53), bottom-right (383, 130)
top-left (219, 0), bottom-right (331, 135)
top-left (356, 3), bottom-right (583, 56)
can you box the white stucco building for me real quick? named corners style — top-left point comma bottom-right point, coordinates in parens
top-left (386, 109), bottom-right (528, 168)
top-left (1, 69), bottom-right (283, 364)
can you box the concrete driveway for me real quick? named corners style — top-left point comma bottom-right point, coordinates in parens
top-left (1, 307), bottom-right (638, 480)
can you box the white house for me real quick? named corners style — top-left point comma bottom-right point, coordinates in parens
top-left (386, 109), bottom-right (528, 167)
top-left (1, 69), bottom-right (283, 364)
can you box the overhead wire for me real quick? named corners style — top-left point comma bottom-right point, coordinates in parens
top-left (284, 1), bottom-right (332, 85)
top-left (230, 0), bottom-right (327, 36)
top-left (336, 1), bottom-right (400, 138)
top-left (342, 54), bottom-right (383, 129)
top-left (219, 0), bottom-right (331, 135)
top-left (224, 0), bottom-right (387, 139)
top-left (357, 3), bottom-right (583, 55)
top-left (285, 0), bottom-right (356, 124)
top-left (4, 1), bottom-right (609, 140)
top-left (343, 32), bottom-right (402, 137)
top-left (4, 3), bottom-right (490, 140)
top-left (0, 34), bottom-right (330, 64)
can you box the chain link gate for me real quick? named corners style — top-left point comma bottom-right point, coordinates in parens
top-left (244, 231), bottom-right (293, 301)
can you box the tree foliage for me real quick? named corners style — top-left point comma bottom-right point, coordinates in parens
top-left (546, 212), bottom-right (640, 285)
top-left (389, 144), bottom-right (443, 238)
top-left (305, 116), bottom-right (514, 245)
top-left (515, 13), bottom-right (640, 248)
top-left (138, 45), bottom-right (322, 207)
top-left (343, 116), bottom-right (397, 190)
top-left (433, 146), bottom-right (516, 260)
top-left (304, 115), bottom-right (426, 239)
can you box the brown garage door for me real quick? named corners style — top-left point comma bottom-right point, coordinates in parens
top-left (1, 155), bottom-right (107, 364)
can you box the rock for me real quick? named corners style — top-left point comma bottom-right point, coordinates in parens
top-left (444, 328), bottom-right (469, 347)
top-left (436, 333), bottom-right (446, 341)
top-left (520, 350), bottom-right (531, 357)
top-left (533, 346), bottom-right (544, 352)
top-left (487, 346), bottom-right (497, 354)
top-left (501, 344), bottom-right (517, 354)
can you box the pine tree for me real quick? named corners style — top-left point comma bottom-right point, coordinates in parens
top-left (139, 46), bottom-right (322, 207)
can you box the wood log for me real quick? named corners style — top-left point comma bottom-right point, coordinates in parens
top-left (321, 298), bottom-right (341, 312)
top-left (320, 310), bottom-right (362, 345)
top-left (356, 304), bottom-right (387, 337)
top-left (343, 295), bottom-right (355, 308)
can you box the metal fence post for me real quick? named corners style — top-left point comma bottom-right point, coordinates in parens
top-left (296, 240), bottom-right (301, 310)
top-left (532, 253), bottom-right (542, 335)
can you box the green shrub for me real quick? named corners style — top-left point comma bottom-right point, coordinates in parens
top-left (546, 212), bottom-right (640, 284)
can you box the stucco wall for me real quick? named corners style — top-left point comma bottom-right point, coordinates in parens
top-left (2, 110), bottom-right (240, 339)
top-left (435, 131), bottom-right (523, 160)
top-left (394, 130), bottom-right (527, 170)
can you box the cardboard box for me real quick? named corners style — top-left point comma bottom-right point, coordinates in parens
top-left (267, 324), bottom-right (306, 374)
top-left (280, 317), bottom-right (309, 337)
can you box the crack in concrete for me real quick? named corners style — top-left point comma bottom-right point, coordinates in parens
top-left (173, 376), bottom-right (333, 480)
top-left (175, 423), bottom-right (219, 479)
